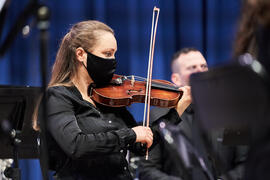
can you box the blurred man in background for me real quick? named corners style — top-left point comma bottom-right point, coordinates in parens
top-left (139, 47), bottom-right (247, 180)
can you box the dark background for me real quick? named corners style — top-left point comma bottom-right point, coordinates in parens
top-left (0, 0), bottom-right (241, 179)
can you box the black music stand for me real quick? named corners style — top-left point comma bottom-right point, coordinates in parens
top-left (0, 0), bottom-right (50, 179)
top-left (187, 57), bottom-right (270, 180)
top-left (0, 85), bottom-right (41, 180)
top-left (190, 58), bottom-right (269, 145)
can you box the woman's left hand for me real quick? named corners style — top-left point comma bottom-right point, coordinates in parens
top-left (175, 85), bottom-right (192, 116)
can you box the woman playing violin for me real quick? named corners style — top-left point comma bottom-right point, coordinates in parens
top-left (34, 20), bottom-right (191, 180)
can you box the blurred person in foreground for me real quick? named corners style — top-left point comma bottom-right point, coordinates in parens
top-left (234, 0), bottom-right (270, 179)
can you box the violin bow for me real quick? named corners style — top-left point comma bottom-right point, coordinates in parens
top-left (143, 6), bottom-right (160, 160)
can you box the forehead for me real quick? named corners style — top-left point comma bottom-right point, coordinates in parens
top-left (177, 51), bottom-right (206, 67)
top-left (94, 31), bottom-right (117, 49)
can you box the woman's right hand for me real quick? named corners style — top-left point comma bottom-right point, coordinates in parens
top-left (132, 126), bottom-right (153, 148)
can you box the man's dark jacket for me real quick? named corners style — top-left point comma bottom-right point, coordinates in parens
top-left (139, 107), bottom-right (248, 180)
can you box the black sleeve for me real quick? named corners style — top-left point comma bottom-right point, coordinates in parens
top-left (113, 107), bottom-right (148, 156)
top-left (44, 88), bottom-right (136, 159)
top-left (138, 108), bottom-right (183, 180)
top-left (139, 141), bottom-right (182, 180)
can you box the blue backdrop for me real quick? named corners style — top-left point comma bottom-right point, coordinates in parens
top-left (0, 0), bottom-right (241, 179)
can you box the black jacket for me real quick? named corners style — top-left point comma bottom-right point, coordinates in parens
top-left (41, 86), bottom-right (143, 180)
top-left (139, 107), bottom-right (248, 180)
top-left (41, 85), bottom-right (181, 180)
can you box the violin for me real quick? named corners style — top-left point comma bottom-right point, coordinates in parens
top-left (90, 74), bottom-right (183, 108)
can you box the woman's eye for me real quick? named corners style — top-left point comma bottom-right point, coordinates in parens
top-left (104, 52), bottom-right (112, 57)
top-left (202, 64), bottom-right (208, 69)
top-left (188, 66), bottom-right (196, 70)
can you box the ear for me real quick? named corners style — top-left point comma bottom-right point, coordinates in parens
top-left (171, 73), bottom-right (182, 87)
top-left (75, 47), bottom-right (87, 63)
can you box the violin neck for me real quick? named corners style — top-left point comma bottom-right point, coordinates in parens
top-left (151, 81), bottom-right (180, 92)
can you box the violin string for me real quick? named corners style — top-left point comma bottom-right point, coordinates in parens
top-left (125, 75), bottom-right (146, 81)
top-left (125, 75), bottom-right (180, 91)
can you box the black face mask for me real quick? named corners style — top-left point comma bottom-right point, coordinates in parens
top-left (83, 50), bottom-right (117, 86)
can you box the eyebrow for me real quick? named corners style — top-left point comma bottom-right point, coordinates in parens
top-left (102, 48), bottom-right (117, 52)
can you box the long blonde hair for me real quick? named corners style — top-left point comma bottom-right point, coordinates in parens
top-left (33, 20), bottom-right (114, 130)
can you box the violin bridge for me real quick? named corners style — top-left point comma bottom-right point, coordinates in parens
top-left (131, 75), bottom-right (135, 87)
